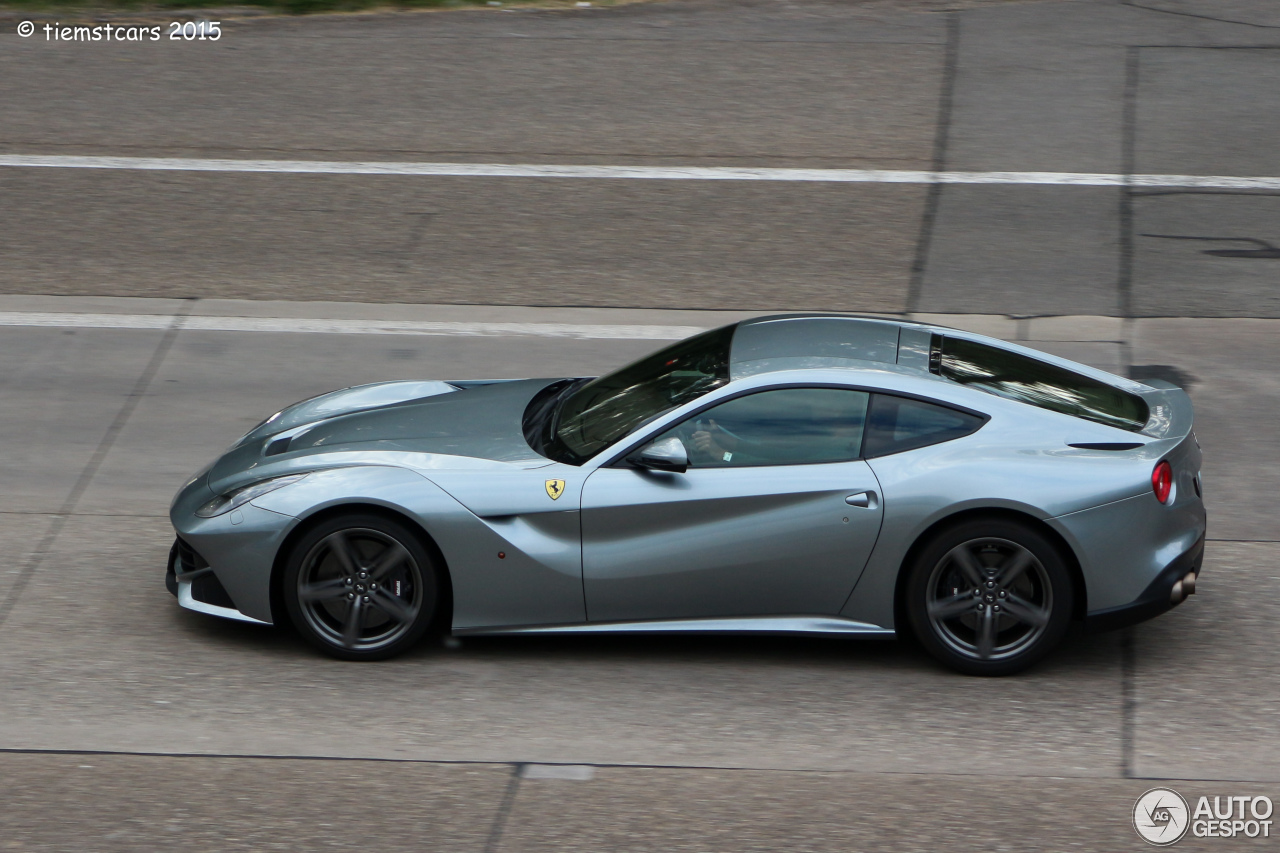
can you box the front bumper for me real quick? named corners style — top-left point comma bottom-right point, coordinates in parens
top-left (170, 464), bottom-right (299, 624)
top-left (1084, 534), bottom-right (1204, 633)
top-left (166, 538), bottom-right (272, 626)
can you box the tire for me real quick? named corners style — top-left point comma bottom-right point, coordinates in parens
top-left (905, 518), bottom-right (1074, 676)
top-left (282, 513), bottom-right (438, 661)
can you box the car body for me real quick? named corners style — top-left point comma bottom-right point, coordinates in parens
top-left (168, 314), bottom-right (1205, 674)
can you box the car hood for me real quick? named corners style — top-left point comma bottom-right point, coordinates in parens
top-left (207, 378), bottom-right (560, 493)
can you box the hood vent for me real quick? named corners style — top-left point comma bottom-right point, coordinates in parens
top-left (264, 435), bottom-right (294, 456)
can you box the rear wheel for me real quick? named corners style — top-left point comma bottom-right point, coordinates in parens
top-left (906, 518), bottom-right (1073, 676)
top-left (283, 514), bottom-right (437, 660)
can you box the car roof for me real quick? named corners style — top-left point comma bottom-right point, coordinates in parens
top-left (730, 314), bottom-right (913, 378)
top-left (727, 313), bottom-right (1150, 395)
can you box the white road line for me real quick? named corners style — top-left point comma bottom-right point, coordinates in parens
top-left (4, 154), bottom-right (1280, 188)
top-left (0, 311), bottom-right (705, 340)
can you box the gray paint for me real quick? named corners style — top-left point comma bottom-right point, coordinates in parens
top-left (251, 465), bottom-right (588, 630)
top-left (169, 314), bottom-right (1206, 640)
top-left (838, 420), bottom-right (1202, 627)
top-left (581, 461), bottom-right (884, 621)
top-left (208, 378), bottom-right (556, 494)
top-left (236, 380), bottom-right (458, 447)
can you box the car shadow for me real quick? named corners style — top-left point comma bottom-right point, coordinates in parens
top-left (413, 623), bottom-right (1123, 678)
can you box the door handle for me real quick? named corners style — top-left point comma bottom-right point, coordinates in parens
top-left (845, 491), bottom-right (877, 509)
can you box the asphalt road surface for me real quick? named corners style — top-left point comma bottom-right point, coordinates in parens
top-left (4, 0), bottom-right (1280, 315)
top-left (2, 0), bottom-right (1280, 850)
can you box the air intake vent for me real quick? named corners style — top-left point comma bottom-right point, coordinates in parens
top-left (175, 537), bottom-right (207, 574)
top-left (264, 436), bottom-right (293, 456)
top-left (191, 573), bottom-right (236, 608)
top-left (176, 539), bottom-right (236, 608)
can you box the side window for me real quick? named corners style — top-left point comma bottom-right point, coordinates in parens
top-left (654, 387), bottom-right (870, 468)
top-left (862, 394), bottom-right (984, 458)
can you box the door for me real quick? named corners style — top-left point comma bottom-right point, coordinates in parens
top-left (581, 387), bottom-right (885, 622)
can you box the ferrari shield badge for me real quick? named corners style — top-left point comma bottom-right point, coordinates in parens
top-left (545, 479), bottom-right (566, 500)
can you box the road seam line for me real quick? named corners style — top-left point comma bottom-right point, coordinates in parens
top-left (906, 11), bottom-right (959, 314)
top-left (1119, 47), bottom-right (1140, 321)
top-left (1121, 627), bottom-right (1137, 778)
top-left (483, 766), bottom-right (523, 853)
top-left (0, 748), bottom-right (1275, 783)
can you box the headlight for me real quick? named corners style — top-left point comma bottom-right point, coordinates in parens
top-left (195, 473), bottom-right (309, 518)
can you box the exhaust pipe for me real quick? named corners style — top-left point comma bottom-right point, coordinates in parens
top-left (1169, 572), bottom-right (1198, 605)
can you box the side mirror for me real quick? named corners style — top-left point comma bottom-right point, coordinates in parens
top-left (627, 436), bottom-right (688, 473)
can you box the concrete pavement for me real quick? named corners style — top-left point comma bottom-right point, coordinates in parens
top-left (0, 300), bottom-right (1269, 845)
top-left (4, 752), bottom-right (1277, 852)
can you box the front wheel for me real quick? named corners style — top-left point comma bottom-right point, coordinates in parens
top-left (282, 514), bottom-right (438, 660)
top-left (905, 519), bottom-right (1074, 676)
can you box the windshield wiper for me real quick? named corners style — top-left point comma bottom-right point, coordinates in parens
top-left (522, 378), bottom-right (590, 462)
top-left (544, 378), bottom-right (591, 458)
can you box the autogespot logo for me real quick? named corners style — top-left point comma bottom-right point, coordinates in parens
top-left (1133, 788), bottom-right (1276, 844)
top-left (1134, 788), bottom-right (1191, 846)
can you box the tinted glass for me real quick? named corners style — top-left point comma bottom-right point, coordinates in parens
top-left (655, 387), bottom-right (870, 468)
top-left (862, 394), bottom-right (984, 458)
top-left (553, 325), bottom-right (735, 462)
top-left (936, 336), bottom-right (1149, 432)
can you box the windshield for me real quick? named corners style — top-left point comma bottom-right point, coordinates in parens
top-left (935, 336), bottom-right (1150, 432)
top-left (546, 325), bottom-right (735, 463)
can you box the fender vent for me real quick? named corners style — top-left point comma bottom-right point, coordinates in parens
top-left (1068, 442), bottom-right (1144, 451)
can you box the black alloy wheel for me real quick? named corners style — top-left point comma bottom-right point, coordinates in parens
top-left (283, 514), bottom-right (438, 660)
top-left (906, 518), bottom-right (1074, 676)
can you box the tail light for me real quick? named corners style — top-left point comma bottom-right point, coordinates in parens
top-left (1152, 460), bottom-right (1173, 504)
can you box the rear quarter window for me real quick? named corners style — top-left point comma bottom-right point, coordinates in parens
top-left (933, 336), bottom-right (1149, 432)
top-left (862, 394), bottom-right (986, 458)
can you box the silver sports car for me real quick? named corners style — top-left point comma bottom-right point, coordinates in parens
top-left (168, 314), bottom-right (1205, 675)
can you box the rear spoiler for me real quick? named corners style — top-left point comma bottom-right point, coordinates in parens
top-left (1134, 383), bottom-right (1194, 441)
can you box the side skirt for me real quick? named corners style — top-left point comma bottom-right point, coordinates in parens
top-left (455, 615), bottom-right (895, 638)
